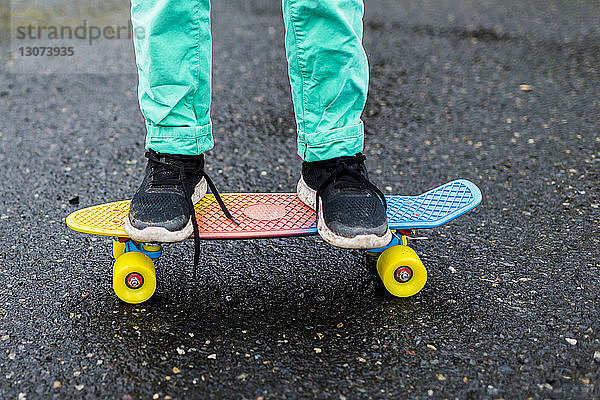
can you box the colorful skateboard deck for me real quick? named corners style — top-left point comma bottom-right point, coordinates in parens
top-left (66, 179), bottom-right (481, 240)
top-left (66, 179), bottom-right (481, 303)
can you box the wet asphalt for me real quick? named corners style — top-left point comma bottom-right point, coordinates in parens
top-left (0, 0), bottom-right (599, 398)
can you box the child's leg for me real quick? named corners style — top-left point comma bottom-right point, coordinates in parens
top-left (282, 0), bottom-right (369, 162)
top-left (283, 0), bottom-right (390, 249)
top-left (131, 0), bottom-right (213, 155)
top-left (126, 0), bottom-right (213, 243)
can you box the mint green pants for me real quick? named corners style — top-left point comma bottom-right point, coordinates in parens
top-left (131, 0), bottom-right (368, 162)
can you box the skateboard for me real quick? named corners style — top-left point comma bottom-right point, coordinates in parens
top-left (66, 179), bottom-right (482, 303)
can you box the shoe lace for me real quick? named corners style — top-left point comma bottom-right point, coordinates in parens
top-left (315, 154), bottom-right (387, 220)
top-left (145, 151), bottom-right (237, 278)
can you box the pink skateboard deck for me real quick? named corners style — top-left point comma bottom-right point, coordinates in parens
top-left (66, 179), bottom-right (481, 240)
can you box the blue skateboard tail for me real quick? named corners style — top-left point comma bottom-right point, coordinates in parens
top-left (386, 179), bottom-right (482, 230)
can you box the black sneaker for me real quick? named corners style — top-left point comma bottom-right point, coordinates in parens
top-left (296, 153), bottom-right (391, 249)
top-left (125, 150), bottom-right (208, 242)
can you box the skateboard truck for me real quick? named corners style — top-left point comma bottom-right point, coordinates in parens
top-left (114, 238), bottom-right (162, 260)
top-left (366, 229), bottom-right (412, 255)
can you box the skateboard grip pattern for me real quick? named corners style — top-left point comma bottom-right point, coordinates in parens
top-left (386, 179), bottom-right (481, 229)
top-left (66, 194), bottom-right (317, 238)
top-left (194, 194), bottom-right (315, 238)
top-left (66, 180), bottom-right (481, 238)
top-left (67, 200), bottom-right (130, 237)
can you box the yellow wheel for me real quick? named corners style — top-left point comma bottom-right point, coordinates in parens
top-left (376, 245), bottom-right (427, 297)
top-left (112, 252), bottom-right (157, 304)
top-left (112, 239), bottom-right (127, 259)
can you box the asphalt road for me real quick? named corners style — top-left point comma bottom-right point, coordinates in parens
top-left (0, 0), bottom-right (599, 398)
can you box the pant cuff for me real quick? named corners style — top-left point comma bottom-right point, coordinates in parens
top-left (297, 121), bottom-right (365, 162)
top-left (145, 121), bottom-right (214, 156)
